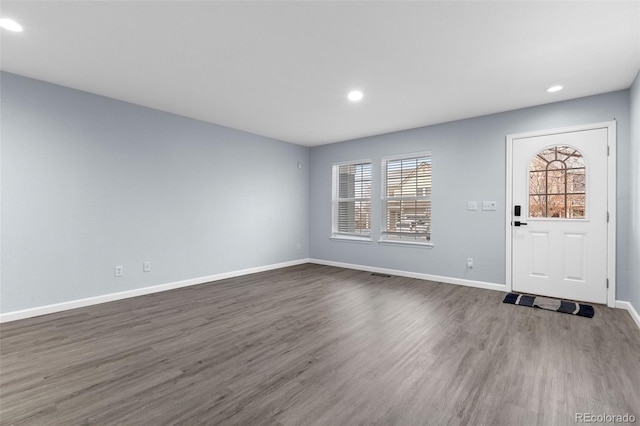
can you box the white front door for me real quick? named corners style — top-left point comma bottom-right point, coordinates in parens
top-left (510, 126), bottom-right (610, 304)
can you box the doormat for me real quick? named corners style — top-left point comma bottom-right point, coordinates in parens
top-left (503, 293), bottom-right (594, 318)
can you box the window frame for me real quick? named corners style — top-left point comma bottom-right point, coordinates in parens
top-left (528, 145), bottom-right (586, 219)
top-left (331, 159), bottom-right (373, 242)
top-left (380, 151), bottom-right (433, 247)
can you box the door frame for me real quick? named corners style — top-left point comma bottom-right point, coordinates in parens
top-left (505, 121), bottom-right (617, 307)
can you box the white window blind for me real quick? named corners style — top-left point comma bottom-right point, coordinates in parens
top-left (332, 161), bottom-right (372, 238)
top-left (381, 152), bottom-right (432, 243)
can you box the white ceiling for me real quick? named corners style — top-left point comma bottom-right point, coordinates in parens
top-left (1, 1), bottom-right (638, 146)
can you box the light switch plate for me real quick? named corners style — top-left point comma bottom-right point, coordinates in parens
top-left (482, 201), bottom-right (497, 211)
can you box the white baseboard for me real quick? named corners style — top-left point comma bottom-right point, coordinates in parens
top-left (615, 300), bottom-right (640, 330)
top-left (0, 258), bottom-right (311, 323)
top-left (309, 258), bottom-right (507, 292)
top-left (5, 257), bottom-right (637, 332)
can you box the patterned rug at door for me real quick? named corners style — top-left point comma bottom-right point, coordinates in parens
top-left (503, 293), bottom-right (595, 318)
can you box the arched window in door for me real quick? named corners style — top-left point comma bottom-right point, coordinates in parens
top-left (529, 146), bottom-right (585, 218)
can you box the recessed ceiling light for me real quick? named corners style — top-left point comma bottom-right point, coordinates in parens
top-left (348, 90), bottom-right (364, 102)
top-left (546, 85), bottom-right (563, 93)
top-left (0, 18), bottom-right (23, 32)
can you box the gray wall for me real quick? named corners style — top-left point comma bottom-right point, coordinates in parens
top-left (1, 70), bottom-right (636, 315)
top-left (629, 71), bottom-right (640, 313)
top-left (309, 91), bottom-right (632, 300)
top-left (1, 72), bottom-right (309, 313)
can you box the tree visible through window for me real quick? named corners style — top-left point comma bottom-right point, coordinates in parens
top-left (382, 153), bottom-right (432, 243)
top-left (529, 146), bottom-right (586, 218)
top-left (332, 162), bottom-right (372, 237)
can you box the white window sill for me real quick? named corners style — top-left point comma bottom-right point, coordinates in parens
top-left (378, 239), bottom-right (434, 248)
top-left (330, 235), bottom-right (373, 244)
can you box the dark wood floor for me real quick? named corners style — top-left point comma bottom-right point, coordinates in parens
top-left (1, 264), bottom-right (639, 425)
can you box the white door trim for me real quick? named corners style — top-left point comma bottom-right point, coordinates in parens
top-left (505, 121), bottom-right (617, 307)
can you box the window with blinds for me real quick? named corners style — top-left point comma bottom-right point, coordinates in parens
top-left (381, 152), bottom-right (432, 244)
top-left (332, 161), bottom-right (372, 238)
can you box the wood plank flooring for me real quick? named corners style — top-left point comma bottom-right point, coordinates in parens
top-left (1, 263), bottom-right (639, 425)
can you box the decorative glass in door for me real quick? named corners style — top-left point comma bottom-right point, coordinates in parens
top-left (529, 146), bottom-right (585, 218)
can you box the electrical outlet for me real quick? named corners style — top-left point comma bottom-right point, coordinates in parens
top-left (466, 258), bottom-right (473, 268)
top-left (467, 201), bottom-right (478, 211)
top-left (143, 261), bottom-right (151, 272)
top-left (482, 201), bottom-right (497, 211)
top-left (115, 265), bottom-right (123, 277)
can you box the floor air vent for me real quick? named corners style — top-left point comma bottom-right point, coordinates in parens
top-left (371, 273), bottom-right (392, 278)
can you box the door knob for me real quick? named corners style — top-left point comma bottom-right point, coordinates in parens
top-left (514, 221), bottom-right (528, 226)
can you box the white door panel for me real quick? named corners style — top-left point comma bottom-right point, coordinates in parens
top-left (511, 128), bottom-right (608, 304)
